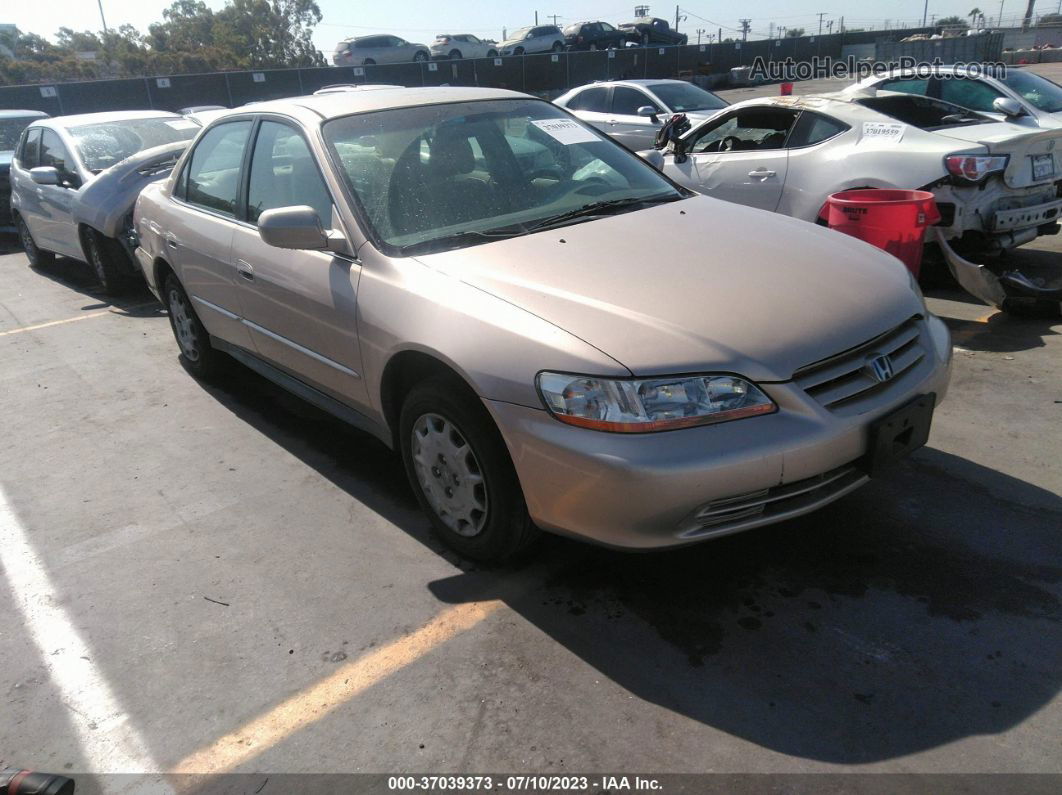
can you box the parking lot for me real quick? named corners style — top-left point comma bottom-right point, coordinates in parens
top-left (0, 213), bottom-right (1060, 786)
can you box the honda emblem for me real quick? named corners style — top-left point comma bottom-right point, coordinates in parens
top-left (867, 354), bottom-right (894, 383)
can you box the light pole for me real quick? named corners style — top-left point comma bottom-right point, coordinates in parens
top-left (922, 0), bottom-right (929, 26)
top-left (97, 0), bottom-right (109, 33)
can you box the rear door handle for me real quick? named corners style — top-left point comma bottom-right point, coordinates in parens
top-left (749, 169), bottom-right (777, 178)
top-left (166, 234), bottom-right (179, 249)
top-left (236, 259), bottom-right (254, 281)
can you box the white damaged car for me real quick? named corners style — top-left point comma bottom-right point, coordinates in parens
top-left (645, 91), bottom-right (1062, 311)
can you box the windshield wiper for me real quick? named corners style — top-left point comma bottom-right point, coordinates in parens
top-left (397, 225), bottom-right (527, 255)
top-left (524, 194), bottom-right (682, 233)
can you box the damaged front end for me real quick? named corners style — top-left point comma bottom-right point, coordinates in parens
top-left (933, 228), bottom-right (1062, 309)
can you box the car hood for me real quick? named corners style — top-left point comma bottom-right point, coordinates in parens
top-left (412, 196), bottom-right (922, 382)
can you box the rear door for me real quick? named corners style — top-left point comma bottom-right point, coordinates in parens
top-left (607, 85), bottom-right (664, 151)
top-left (672, 107), bottom-right (796, 211)
top-left (229, 118), bottom-right (367, 406)
top-left (168, 119), bottom-right (255, 348)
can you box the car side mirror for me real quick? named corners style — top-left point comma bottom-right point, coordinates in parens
top-left (637, 105), bottom-right (661, 124)
top-left (672, 138), bottom-right (688, 164)
top-left (30, 166), bottom-right (60, 186)
top-left (258, 205), bottom-right (347, 253)
top-left (992, 97), bottom-right (1026, 118)
top-left (638, 149), bottom-right (665, 170)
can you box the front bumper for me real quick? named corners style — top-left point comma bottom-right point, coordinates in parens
top-left (485, 315), bottom-right (952, 550)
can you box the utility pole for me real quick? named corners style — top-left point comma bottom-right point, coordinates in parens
top-left (739, 18), bottom-right (751, 40)
top-left (696, 28), bottom-right (705, 43)
top-left (535, 11), bottom-right (539, 24)
top-left (97, 0), bottom-right (110, 34)
top-left (998, 0), bottom-right (1005, 27)
top-left (674, 5), bottom-right (686, 32)
top-left (827, 19), bottom-right (834, 33)
top-left (817, 12), bottom-right (826, 34)
top-left (548, 14), bottom-right (560, 25)
top-left (768, 22), bottom-right (774, 38)
top-left (922, 0), bottom-right (928, 26)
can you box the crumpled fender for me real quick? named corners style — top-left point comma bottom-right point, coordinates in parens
top-left (71, 141), bottom-right (190, 239)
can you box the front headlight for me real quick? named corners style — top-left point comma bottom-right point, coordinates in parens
top-left (537, 372), bottom-right (776, 432)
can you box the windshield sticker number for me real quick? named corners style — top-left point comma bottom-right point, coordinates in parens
top-left (531, 118), bottom-right (599, 145)
top-left (861, 122), bottom-right (906, 143)
top-left (166, 120), bottom-right (199, 130)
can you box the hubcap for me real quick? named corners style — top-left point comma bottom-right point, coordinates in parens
top-left (167, 288), bottom-right (200, 361)
top-left (87, 237), bottom-right (106, 284)
top-left (411, 413), bottom-right (488, 537)
top-left (19, 221), bottom-right (36, 258)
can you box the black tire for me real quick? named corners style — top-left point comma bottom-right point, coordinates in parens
top-left (487, 49), bottom-right (498, 57)
top-left (589, 43), bottom-right (599, 51)
top-left (17, 215), bottom-right (54, 268)
top-left (83, 229), bottom-right (127, 294)
top-left (413, 51), bottom-right (429, 62)
top-left (163, 273), bottom-right (226, 379)
top-left (449, 49), bottom-right (462, 59)
top-left (400, 376), bottom-right (539, 562)
top-left (551, 41), bottom-right (564, 52)
top-left (514, 46), bottom-right (524, 55)
top-left (1001, 297), bottom-right (1062, 318)
top-left (363, 58), bottom-right (375, 65)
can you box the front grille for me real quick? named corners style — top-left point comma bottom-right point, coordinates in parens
top-left (794, 316), bottom-right (926, 414)
top-left (680, 464), bottom-right (868, 539)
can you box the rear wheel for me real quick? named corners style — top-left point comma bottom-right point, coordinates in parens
top-left (400, 377), bottom-right (539, 562)
top-left (363, 58), bottom-right (376, 65)
top-left (83, 228), bottom-right (127, 294)
top-left (551, 41), bottom-right (564, 52)
top-left (413, 50), bottom-right (429, 62)
top-left (513, 46), bottom-right (525, 55)
top-left (17, 215), bottom-right (54, 268)
top-left (487, 49), bottom-right (498, 57)
top-left (163, 274), bottom-right (226, 379)
top-left (449, 49), bottom-right (462, 59)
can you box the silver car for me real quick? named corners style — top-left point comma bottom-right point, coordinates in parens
top-left (333, 35), bottom-right (430, 66)
top-left (10, 111), bottom-right (199, 292)
top-left (498, 25), bottom-right (566, 56)
top-left (133, 87), bottom-right (951, 561)
top-left (555, 79), bottom-right (729, 150)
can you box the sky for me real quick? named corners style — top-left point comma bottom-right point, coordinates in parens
top-left (9, 0), bottom-right (1053, 54)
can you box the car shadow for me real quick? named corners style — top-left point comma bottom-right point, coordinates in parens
top-left (942, 310), bottom-right (1060, 353)
top-left (190, 362), bottom-right (1062, 765)
top-left (22, 251), bottom-right (163, 318)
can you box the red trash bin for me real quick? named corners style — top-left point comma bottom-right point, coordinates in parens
top-left (824, 189), bottom-right (941, 278)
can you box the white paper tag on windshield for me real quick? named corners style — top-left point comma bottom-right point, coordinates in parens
top-left (166, 119), bottom-right (199, 130)
top-left (531, 118), bottom-right (598, 145)
top-left (861, 121), bottom-right (905, 143)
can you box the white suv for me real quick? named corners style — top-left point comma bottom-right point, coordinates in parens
top-left (498, 25), bottom-right (565, 56)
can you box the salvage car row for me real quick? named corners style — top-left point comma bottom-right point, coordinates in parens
top-left (3, 82), bottom-right (960, 564)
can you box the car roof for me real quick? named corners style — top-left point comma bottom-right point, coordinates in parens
top-left (207, 86), bottom-right (532, 124)
top-left (0, 109), bottom-right (49, 120)
top-left (35, 110), bottom-right (181, 127)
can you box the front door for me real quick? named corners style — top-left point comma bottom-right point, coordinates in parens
top-left (35, 130), bottom-right (82, 258)
top-left (669, 108), bottom-right (796, 212)
top-left (607, 85), bottom-right (664, 151)
top-left (230, 119), bottom-right (367, 406)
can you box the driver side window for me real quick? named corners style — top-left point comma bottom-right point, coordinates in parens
top-left (40, 130), bottom-right (80, 187)
top-left (687, 109), bottom-right (797, 153)
top-left (938, 78), bottom-right (1004, 112)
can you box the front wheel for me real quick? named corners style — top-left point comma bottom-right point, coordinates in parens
top-left (83, 229), bottom-right (126, 294)
top-left (513, 47), bottom-right (524, 55)
top-left (486, 49), bottom-right (498, 57)
top-left (362, 58), bottom-right (376, 65)
top-left (449, 49), bottom-right (462, 59)
top-left (400, 377), bottom-right (539, 562)
top-left (551, 41), bottom-right (564, 52)
top-left (17, 215), bottom-right (54, 268)
top-left (163, 274), bottom-right (226, 379)
top-left (413, 51), bottom-right (429, 62)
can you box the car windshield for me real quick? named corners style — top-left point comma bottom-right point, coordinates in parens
top-left (68, 117), bottom-right (199, 173)
top-left (648, 82), bottom-right (727, 113)
top-left (510, 27), bottom-right (532, 39)
top-left (0, 117), bottom-right (38, 151)
top-left (1000, 69), bottom-right (1062, 113)
top-left (323, 98), bottom-right (684, 255)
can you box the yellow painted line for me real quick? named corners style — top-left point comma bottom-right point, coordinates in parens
top-left (0, 304), bottom-right (157, 337)
top-left (0, 310), bottom-right (113, 337)
top-left (170, 599), bottom-right (503, 775)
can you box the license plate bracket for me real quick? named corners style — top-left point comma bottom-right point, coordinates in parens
top-left (1031, 153), bottom-right (1055, 181)
top-left (862, 393), bottom-right (935, 476)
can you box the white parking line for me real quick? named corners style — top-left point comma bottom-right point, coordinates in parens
top-left (0, 483), bottom-right (164, 775)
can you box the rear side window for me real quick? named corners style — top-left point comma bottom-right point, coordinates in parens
top-left (247, 121), bottom-right (333, 225)
top-left (20, 128), bottom-right (41, 168)
top-left (182, 120), bottom-right (252, 217)
top-left (568, 87), bottom-right (609, 113)
top-left (612, 87), bottom-right (660, 116)
top-left (787, 112), bottom-right (848, 147)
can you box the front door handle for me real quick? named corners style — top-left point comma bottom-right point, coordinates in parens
top-left (236, 260), bottom-right (254, 281)
top-left (166, 234), bottom-right (179, 249)
top-left (749, 169), bottom-right (777, 178)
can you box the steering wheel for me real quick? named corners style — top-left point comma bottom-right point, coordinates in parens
top-left (719, 135), bottom-right (741, 152)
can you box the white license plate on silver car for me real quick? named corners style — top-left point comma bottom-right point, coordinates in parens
top-left (1031, 153), bottom-right (1055, 181)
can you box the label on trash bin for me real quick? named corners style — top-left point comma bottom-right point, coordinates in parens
top-left (861, 122), bottom-right (906, 143)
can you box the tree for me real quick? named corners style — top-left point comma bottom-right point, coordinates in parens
top-left (1041, 13), bottom-right (1062, 25)
top-left (1022, 0), bottom-right (1037, 29)
top-left (937, 15), bottom-right (969, 29)
top-left (785, 27), bottom-right (806, 37)
top-left (968, 7), bottom-right (984, 27)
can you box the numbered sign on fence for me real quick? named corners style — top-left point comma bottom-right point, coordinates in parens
top-left (156, 77), bottom-right (171, 88)
top-left (252, 72), bottom-right (265, 83)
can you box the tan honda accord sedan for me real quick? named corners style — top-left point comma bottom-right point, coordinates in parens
top-left (133, 87), bottom-right (952, 561)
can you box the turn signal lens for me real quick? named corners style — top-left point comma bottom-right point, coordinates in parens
top-left (537, 372), bottom-right (776, 432)
top-left (945, 154), bottom-right (1008, 183)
